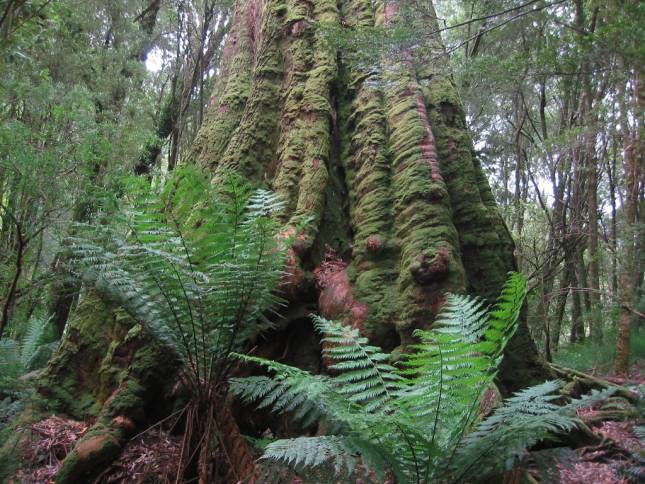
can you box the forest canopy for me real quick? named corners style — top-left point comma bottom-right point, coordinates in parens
top-left (0, 0), bottom-right (643, 482)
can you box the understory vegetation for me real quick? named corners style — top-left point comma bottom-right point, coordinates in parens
top-left (230, 274), bottom-right (618, 483)
top-left (67, 166), bottom-right (290, 479)
top-left (555, 326), bottom-right (645, 375)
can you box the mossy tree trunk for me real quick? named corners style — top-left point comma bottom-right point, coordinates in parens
top-left (189, 0), bottom-right (551, 391)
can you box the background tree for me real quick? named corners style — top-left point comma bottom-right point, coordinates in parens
top-left (434, 0), bottom-right (644, 367)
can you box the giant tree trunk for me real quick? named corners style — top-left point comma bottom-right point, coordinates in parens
top-left (189, 0), bottom-right (550, 390)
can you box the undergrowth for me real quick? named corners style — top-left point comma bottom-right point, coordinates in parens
top-left (0, 314), bottom-right (58, 429)
top-left (554, 326), bottom-right (645, 374)
top-left (68, 166), bottom-right (291, 481)
top-left (232, 273), bottom-right (616, 483)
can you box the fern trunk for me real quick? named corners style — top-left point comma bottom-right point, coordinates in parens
top-left (189, 0), bottom-right (550, 391)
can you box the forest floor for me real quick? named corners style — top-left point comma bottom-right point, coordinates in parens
top-left (538, 364), bottom-right (644, 484)
top-left (10, 365), bottom-right (645, 483)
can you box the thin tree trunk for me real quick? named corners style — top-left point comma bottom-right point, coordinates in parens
top-left (615, 53), bottom-right (642, 375)
top-left (551, 267), bottom-right (572, 352)
top-left (607, 140), bottom-right (619, 307)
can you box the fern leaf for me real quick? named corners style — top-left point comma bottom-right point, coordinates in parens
top-left (313, 315), bottom-right (400, 415)
top-left (262, 434), bottom-right (397, 480)
top-left (452, 380), bottom-right (585, 480)
top-left (19, 315), bottom-right (53, 369)
top-left (229, 353), bottom-right (349, 430)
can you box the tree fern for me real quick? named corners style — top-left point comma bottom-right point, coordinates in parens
top-left (67, 167), bottom-right (291, 480)
top-left (19, 314), bottom-right (53, 370)
top-left (69, 168), bottom-right (288, 389)
top-left (231, 318), bottom-right (410, 481)
top-left (232, 273), bottom-right (616, 482)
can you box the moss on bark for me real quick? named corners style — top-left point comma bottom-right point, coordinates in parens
top-left (20, 292), bottom-right (175, 482)
top-left (189, 0), bottom-right (259, 166)
top-left (215, 0), bottom-right (286, 181)
top-left (337, 0), bottom-right (398, 345)
top-left (182, 0), bottom-right (551, 386)
top-left (376, 2), bottom-right (466, 343)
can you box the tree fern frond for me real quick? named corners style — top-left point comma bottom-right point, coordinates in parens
top-left (233, 272), bottom-right (580, 484)
top-left (68, 168), bottom-right (289, 386)
top-left (20, 314), bottom-right (53, 369)
top-left (391, 273), bottom-right (528, 455)
top-left (481, 272), bottom-right (527, 358)
top-left (261, 436), bottom-right (357, 476)
top-left (229, 353), bottom-right (349, 430)
top-left (433, 294), bottom-right (489, 343)
top-left (312, 315), bottom-right (400, 414)
top-left (262, 434), bottom-right (398, 480)
top-left (0, 339), bottom-right (21, 384)
top-left (452, 380), bottom-right (581, 480)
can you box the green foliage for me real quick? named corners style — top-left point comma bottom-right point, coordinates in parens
top-left (453, 382), bottom-right (615, 480)
top-left (396, 274), bottom-right (527, 448)
top-left (0, 314), bottom-right (56, 393)
top-left (1, 0), bottom-right (162, 348)
top-left (68, 166), bottom-right (289, 388)
top-left (554, 326), bottom-right (645, 373)
top-left (315, 314), bottom-right (401, 414)
top-left (0, 314), bottom-right (57, 428)
top-left (232, 272), bottom-right (619, 482)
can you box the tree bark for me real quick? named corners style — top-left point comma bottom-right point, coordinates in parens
top-left (614, 52), bottom-right (642, 375)
top-left (189, 0), bottom-right (551, 390)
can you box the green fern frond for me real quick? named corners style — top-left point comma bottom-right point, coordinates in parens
top-left (397, 272), bottom-right (527, 447)
top-left (0, 315), bottom-right (56, 397)
top-left (452, 380), bottom-right (579, 480)
top-left (313, 315), bottom-right (401, 414)
top-left (69, 167), bottom-right (288, 387)
top-left (481, 272), bottom-right (527, 358)
top-left (433, 294), bottom-right (489, 343)
top-left (232, 272), bottom-right (551, 483)
top-left (20, 314), bottom-right (53, 369)
top-left (261, 436), bottom-right (357, 476)
top-left (229, 353), bottom-right (349, 430)
top-left (262, 434), bottom-right (397, 480)
top-left (0, 339), bottom-right (21, 385)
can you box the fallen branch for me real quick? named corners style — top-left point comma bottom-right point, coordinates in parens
top-left (549, 363), bottom-right (640, 403)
